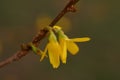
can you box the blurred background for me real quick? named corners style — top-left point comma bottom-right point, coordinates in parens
top-left (0, 0), bottom-right (120, 80)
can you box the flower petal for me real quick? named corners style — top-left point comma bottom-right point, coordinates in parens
top-left (67, 41), bottom-right (79, 55)
top-left (59, 39), bottom-right (67, 64)
top-left (47, 42), bottom-right (60, 68)
top-left (69, 37), bottom-right (90, 42)
top-left (53, 26), bottom-right (62, 30)
top-left (40, 45), bottom-right (48, 62)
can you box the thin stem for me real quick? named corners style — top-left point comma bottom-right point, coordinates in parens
top-left (49, 0), bottom-right (79, 27)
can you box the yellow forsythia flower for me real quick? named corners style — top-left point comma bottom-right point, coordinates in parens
top-left (53, 26), bottom-right (90, 64)
top-left (40, 29), bottom-right (61, 68)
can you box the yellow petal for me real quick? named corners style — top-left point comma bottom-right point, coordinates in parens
top-left (67, 41), bottom-right (79, 55)
top-left (47, 42), bottom-right (61, 68)
top-left (59, 39), bottom-right (67, 64)
top-left (40, 45), bottom-right (48, 62)
top-left (69, 37), bottom-right (90, 42)
top-left (53, 26), bottom-right (62, 30)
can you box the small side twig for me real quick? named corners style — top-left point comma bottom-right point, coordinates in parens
top-left (0, 0), bottom-right (79, 68)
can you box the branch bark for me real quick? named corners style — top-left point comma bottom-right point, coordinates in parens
top-left (0, 0), bottom-right (79, 68)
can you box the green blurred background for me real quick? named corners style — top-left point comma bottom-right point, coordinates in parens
top-left (0, 0), bottom-right (120, 80)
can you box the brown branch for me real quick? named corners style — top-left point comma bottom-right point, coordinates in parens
top-left (49, 0), bottom-right (79, 27)
top-left (0, 0), bottom-right (79, 68)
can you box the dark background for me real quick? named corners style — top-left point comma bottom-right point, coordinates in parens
top-left (0, 0), bottom-right (120, 80)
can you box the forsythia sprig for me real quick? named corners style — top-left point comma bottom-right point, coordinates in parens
top-left (31, 26), bottom-right (90, 69)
